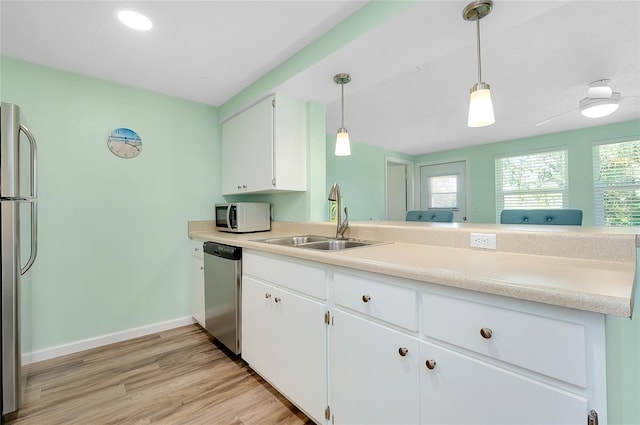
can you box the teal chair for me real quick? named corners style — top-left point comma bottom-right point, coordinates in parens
top-left (499, 209), bottom-right (583, 225)
top-left (406, 210), bottom-right (454, 223)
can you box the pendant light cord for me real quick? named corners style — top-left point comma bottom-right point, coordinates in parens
top-left (340, 81), bottom-right (345, 128)
top-left (476, 16), bottom-right (482, 83)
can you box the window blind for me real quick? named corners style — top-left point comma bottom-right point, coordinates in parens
top-left (592, 139), bottom-right (640, 226)
top-left (495, 149), bottom-right (568, 222)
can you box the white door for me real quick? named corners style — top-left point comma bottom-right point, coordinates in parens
top-left (242, 276), bottom-right (327, 423)
top-left (386, 157), bottom-right (414, 220)
top-left (331, 308), bottom-right (420, 425)
top-left (419, 340), bottom-right (588, 424)
top-left (419, 161), bottom-right (467, 222)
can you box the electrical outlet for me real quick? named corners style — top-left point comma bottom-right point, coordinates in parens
top-left (470, 233), bottom-right (497, 249)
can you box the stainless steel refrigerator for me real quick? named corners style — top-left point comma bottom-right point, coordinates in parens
top-left (1, 103), bottom-right (38, 420)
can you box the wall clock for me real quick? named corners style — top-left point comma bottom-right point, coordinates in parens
top-left (107, 128), bottom-right (142, 158)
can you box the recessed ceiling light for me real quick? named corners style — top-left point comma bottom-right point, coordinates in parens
top-left (117, 10), bottom-right (152, 31)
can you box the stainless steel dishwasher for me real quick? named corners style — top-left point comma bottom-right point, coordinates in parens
top-left (203, 241), bottom-right (242, 354)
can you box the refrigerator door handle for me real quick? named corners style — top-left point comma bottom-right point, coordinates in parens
top-left (19, 124), bottom-right (38, 275)
top-left (21, 200), bottom-right (37, 275)
top-left (19, 124), bottom-right (37, 198)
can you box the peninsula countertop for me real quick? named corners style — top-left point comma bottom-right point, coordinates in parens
top-left (188, 220), bottom-right (638, 318)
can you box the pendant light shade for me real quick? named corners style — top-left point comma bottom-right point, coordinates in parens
top-left (335, 129), bottom-right (351, 156)
top-left (334, 73), bottom-right (352, 156)
top-left (464, 0), bottom-right (494, 128)
top-left (468, 82), bottom-right (495, 127)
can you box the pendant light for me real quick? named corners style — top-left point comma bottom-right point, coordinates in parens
top-left (334, 73), bottom-right (351, 156)
top-left (463, 0), bottom-right (495, 127)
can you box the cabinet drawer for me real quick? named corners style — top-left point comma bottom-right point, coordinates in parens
top-left (422, 292), bottom-right (587, 387)
top-left (244, 251), bottom-right (326, 299)
top-left (191, 240), bottom-right (204, 259)
top-left (334, 272), bottom-right (418, 331)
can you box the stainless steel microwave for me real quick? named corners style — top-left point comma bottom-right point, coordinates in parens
top-left (215, 202), bottom-right (271, 233)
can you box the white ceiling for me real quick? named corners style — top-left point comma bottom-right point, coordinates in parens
top-left (2, 1), bottom-right (639, 156)
top-left (0, 0), bottom-right (367, 105)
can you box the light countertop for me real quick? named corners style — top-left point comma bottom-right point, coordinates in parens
top-left (188, 220), bottom-right (638, 318)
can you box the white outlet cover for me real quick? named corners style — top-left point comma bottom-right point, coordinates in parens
top-left (470, 233), bottom-right (497, 249)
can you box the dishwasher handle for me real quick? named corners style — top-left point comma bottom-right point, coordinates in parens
top-left (203, 241), bottom-right (242, 261)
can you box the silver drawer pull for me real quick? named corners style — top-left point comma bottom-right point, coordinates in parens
top-left (362, 294), bottom-right (371, 303)
top-left (480, 327), bottom-right (493, 339)
top-left (274, 297), bottom-right (282, 303)
top-left (425, 359), bottom-right (437, 370)
top-left (398, 347), bottom-right (409, 357)
top-left (265, 293), bottom-right (271, 299)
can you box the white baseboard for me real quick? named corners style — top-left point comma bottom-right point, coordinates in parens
top-left (24, 316), bottom-right (196, 364)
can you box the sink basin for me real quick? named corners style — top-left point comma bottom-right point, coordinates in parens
top-left (255, 235), bottom-right (384, 251)
top-left (258, 235), bottom-right (331, 246)
top-left (299, 240), bottom-right (374, 251)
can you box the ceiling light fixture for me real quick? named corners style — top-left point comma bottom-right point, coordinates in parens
top-left (463, 0), bottom-right (494, 127)
top-left (580, 80), bottom-right (621, 118)
top-left (117, 10), bottom-right (152, 31)
top-left (334, 73), bottom-right (352, 156)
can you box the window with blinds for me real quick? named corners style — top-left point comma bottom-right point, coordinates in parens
top-left (592, 139), bottom-right (640, 226)
top-left (495, 149), bottom-right (568, 222)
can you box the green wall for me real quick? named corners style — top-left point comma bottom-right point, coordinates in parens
top-left (414, 120), bottom-right (640, 225)
top-left (1, 57), bottom-right (219, 351)
top-left (605, 251), bottom-right (640, 425)
top-left (326, 137), bottom-right (413, 221)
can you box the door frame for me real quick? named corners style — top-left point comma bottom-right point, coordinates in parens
top-left (415, 159), bottom-right (469, 223)
top-left (385, 156), bottom-right (415, 220)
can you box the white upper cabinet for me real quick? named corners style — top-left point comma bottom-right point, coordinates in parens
top-left (221, 95), bottom-right (307, 195)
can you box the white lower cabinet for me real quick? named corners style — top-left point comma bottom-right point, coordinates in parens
top-left (330, 308), bottom-right (420, 425)
top-left (190, 240), bottom-right (205, 327)
top-left (241, 253), bottom-right (327, 424)
top-left (240, 251), bottom-right (606, 425)
top-left (419, 340), bottom-right (588, 424)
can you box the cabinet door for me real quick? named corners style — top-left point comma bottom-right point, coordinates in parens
top-left (331, 308), bottom-right (419, 425)
top-left (191, 242), bottom-right (205, 327)
top-left (419, 340), bottom-right (588, 425)
top-left (221, 97), bottom-right (273, 194)
top-left (242, 276), bottom-right (327, 423)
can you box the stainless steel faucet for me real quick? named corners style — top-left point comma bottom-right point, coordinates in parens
top-left (328, 182), bottom-right (349, 239)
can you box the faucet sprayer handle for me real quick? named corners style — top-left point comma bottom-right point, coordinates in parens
top-left (343, 207), bottom-right (349, 224)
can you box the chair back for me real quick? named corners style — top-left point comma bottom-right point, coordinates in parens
top-left (499, 209), bottom-right (583, 225)
top-left (406, 210), bottom-right (454, 223)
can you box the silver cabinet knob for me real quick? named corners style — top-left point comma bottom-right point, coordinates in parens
top-left (265, 293), bottom-right (271, 299)
top-left (425, 359), bottom-right (437, 370)
top-left (237, 185), bottom-right (242, 189)
top-left (242, 185), bottom-right (247, 189)
top-left (362, 294), bottom-right (371, 303)
top-left (200, 266), bottom-right (204, 271)
top-left (274, 297), bottom-right (281, 303)
top-left (480, 327), bottom-right (493, 339)
top-left (398, 347), bottom-right (409, 357)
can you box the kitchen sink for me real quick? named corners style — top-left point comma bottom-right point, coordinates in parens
top-left (298, 239), bottom-right (374, 251)
top-left (257, 235), bottom-right (332, 246)
top-left (255, 235), bottom-right (384, 251)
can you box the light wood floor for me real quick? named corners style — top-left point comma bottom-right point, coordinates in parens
top-left (6, 325), bottom-right (313, 425)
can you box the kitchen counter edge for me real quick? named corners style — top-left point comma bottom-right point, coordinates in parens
top-left (188, 221), bottom-right (637, 318)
